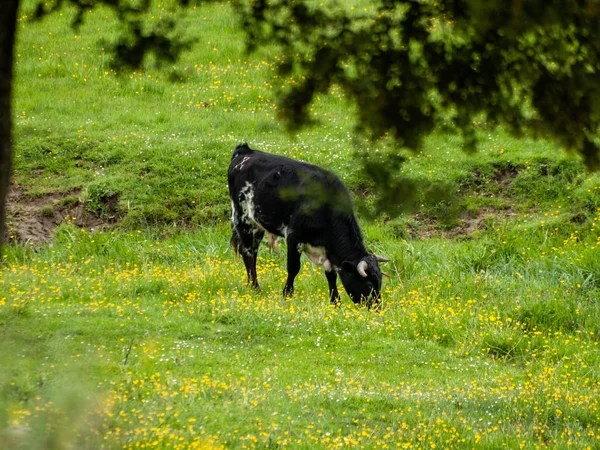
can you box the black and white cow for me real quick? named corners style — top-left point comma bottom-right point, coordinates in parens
top-left (228, 143), bottom-right (389, 308)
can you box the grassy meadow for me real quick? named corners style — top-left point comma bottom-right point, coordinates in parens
top-left (2, 1), bottom-right (600, 449)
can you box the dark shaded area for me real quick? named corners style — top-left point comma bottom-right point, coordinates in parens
top-left (0, 0), bottom-right (19, 250)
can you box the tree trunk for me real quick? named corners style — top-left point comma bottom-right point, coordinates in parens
top-left (0, 0), bottom-right (20, 249)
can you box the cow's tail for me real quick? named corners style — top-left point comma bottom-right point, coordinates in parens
top-left (232, 142), bottom-right (253, 161)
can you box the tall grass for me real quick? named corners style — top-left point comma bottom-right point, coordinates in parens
top-left (2, 0), bottom-right (600, 449)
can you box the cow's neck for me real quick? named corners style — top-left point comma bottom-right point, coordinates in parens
top-left (327, 216), bottom-right (368, 267)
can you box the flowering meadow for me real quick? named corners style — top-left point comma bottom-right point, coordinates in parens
top-left (2, 220), bottom-right (600, 449)
top-left (3, 0), bottom-right (600, 449)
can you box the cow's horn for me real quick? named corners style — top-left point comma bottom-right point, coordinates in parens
top-left (357, 260), bottom-right (368, 277)
top-left (375, 254), bottom-right (390, 263)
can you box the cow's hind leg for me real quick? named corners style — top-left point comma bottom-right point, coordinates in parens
top-left (231, 223), bottom-right (264, 290)
top-left (325, 270), bottom-right (341, 306)
top-left (283, 236), bottom-right (301, 298)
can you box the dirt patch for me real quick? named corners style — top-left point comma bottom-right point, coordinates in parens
top-left (464, 167), bottom-right (520, 193)
top-left (5, 186), bottom-right (114, 245)
top-left (494, 168), bottom-right (519, 188)
top-left (409, 207), bottom-right (517, 240)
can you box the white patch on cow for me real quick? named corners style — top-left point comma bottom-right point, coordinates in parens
top-left (280, 225), bottom-right (290, 239)
top-left (239, 182), bottom-right (257, 224)
top-left (230, 200), bottom-right (238, 226)
top-left (234, 156), bottom-right (250, 171)
top-left (299, 243), bottom-right (331, 269)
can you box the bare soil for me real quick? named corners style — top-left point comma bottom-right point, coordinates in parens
top-left (4, 182), bottom-right (517, 245)
top-left (409, 207), bottom-right (517, 240)
top-left (5, 186), bottom-right (113, 245)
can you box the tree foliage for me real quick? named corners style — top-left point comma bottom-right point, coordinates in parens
top-left (239, 0), bottom-right (600, 166)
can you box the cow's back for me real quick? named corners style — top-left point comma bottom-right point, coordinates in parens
top-left (229, 144), bottom-right (353, 232)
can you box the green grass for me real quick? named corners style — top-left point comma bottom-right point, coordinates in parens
top-left (3, 0), bottom-right (600, 449)
top-left (3, 223), bottom-right (600, 449)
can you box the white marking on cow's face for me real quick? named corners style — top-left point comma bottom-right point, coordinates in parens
top-left (239, 182), bottom-right (257, 225)
top-left (234, 156), bottom-right (250, 171)
top-left (280, 225), bottom-right (290, 239)
top-left (299, 243), bottom-right (332, 268)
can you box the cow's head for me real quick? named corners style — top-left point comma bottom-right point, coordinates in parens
top-left (340, 254), bottom-right (390, 309)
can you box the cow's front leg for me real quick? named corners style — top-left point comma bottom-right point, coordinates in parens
top-left (325, 269), bottom-right (340, 305)
top-left (283, 239), bottom-right (301, 297)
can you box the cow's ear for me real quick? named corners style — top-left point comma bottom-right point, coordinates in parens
top-left (341, 261), bottom-right (357, 273)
